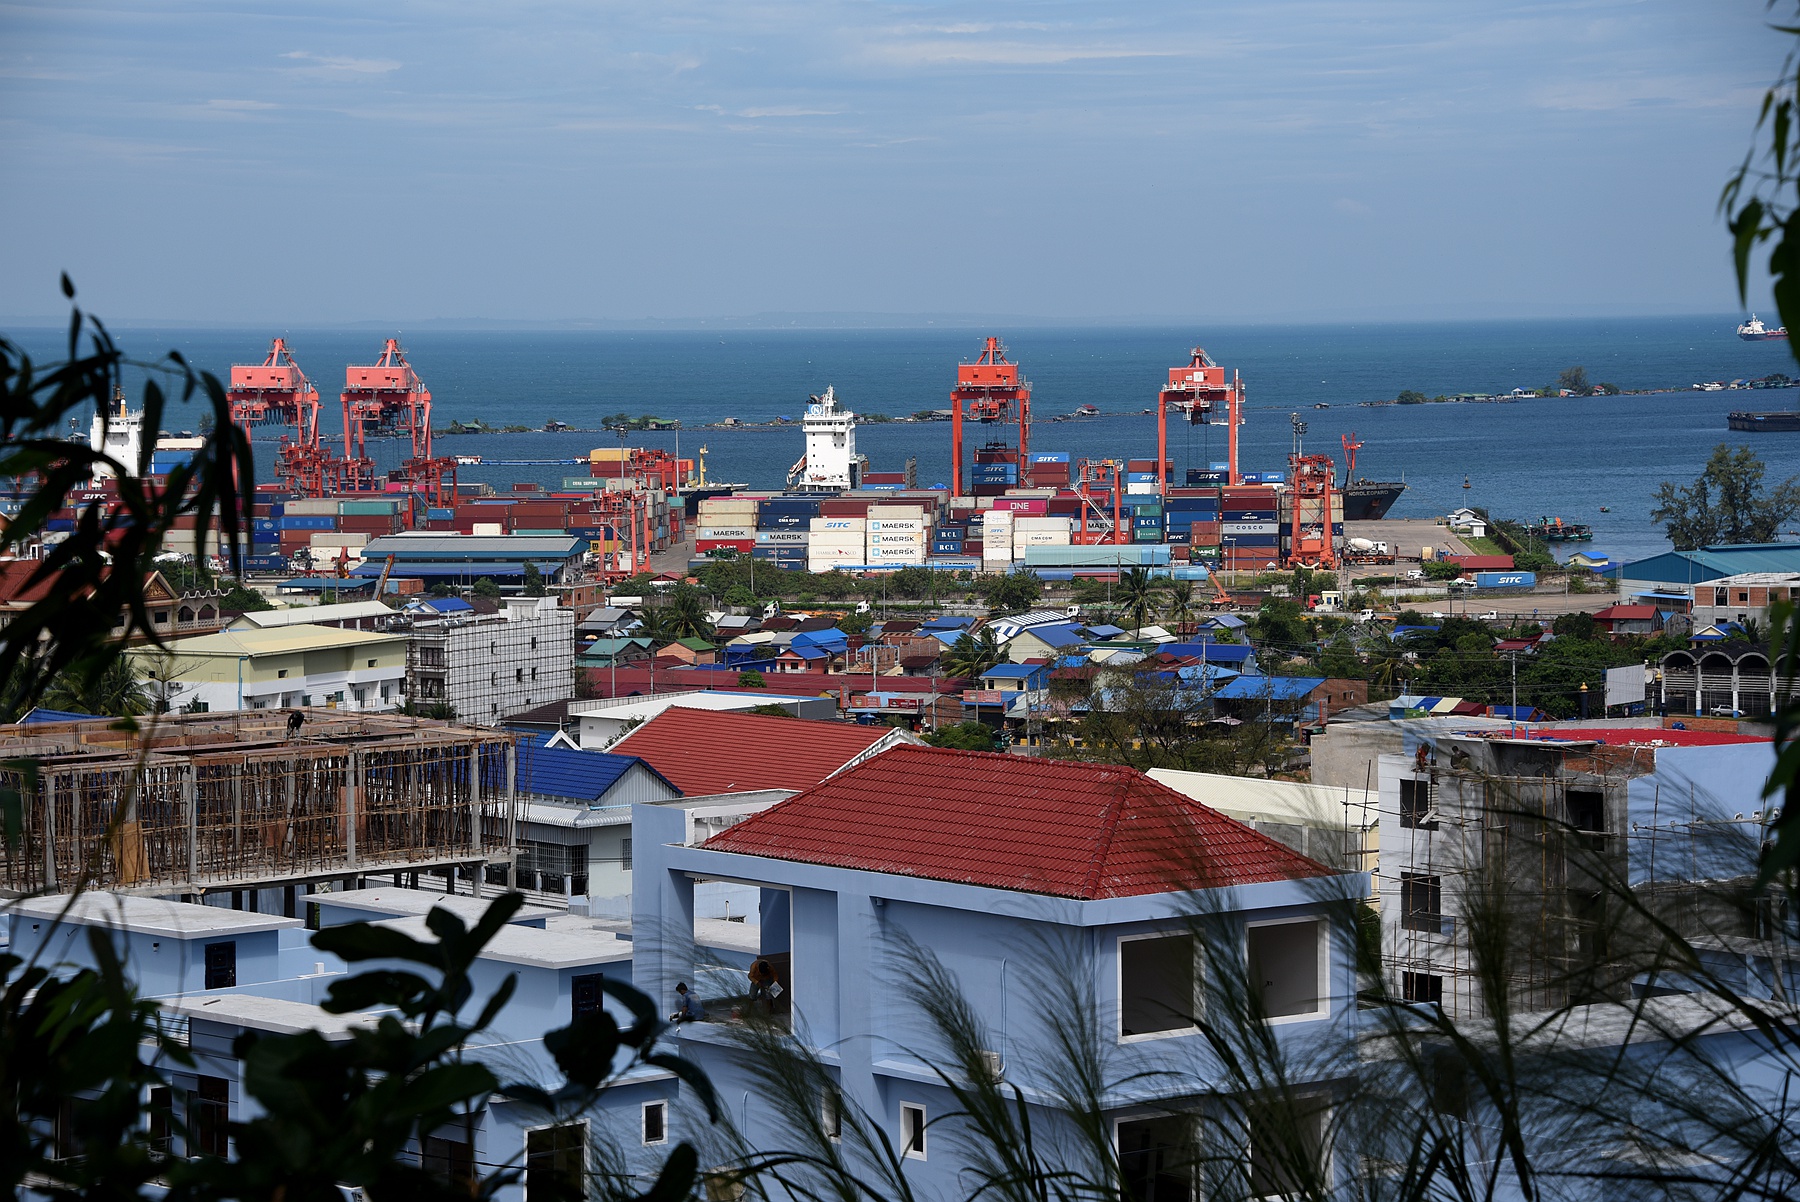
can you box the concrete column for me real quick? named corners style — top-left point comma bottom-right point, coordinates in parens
top-left (345, 751), bottom-right (360, 871)
top-left (183, 765), bottom-right (198, 883)
top-left (42, 774), bottom-right (58, 891)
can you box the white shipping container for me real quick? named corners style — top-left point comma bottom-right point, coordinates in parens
top-left (808, 535), bottom-right (864, 548)
top-left (866, 518), bottom-right (926, 532)
top-left (310, 532), bottom-right (371, 548)
top-left (868, 531), bottom-right (927, 543)
top-left (1125, 482), bottom-right (1160, 495)
top-left (810, 517), bottom-right (867, 532)
top-left (471, 522), bottom-right (506, 537)
top-left (284, 499), bottom-right (339, 516)
top-left (867, 504), bottom-right (927, 519)
top-left (1013, 517), bottom-right (1072, 531)
top-left (696, 526), bottom-right (754, 540)
top-left (1001, 487), bottom-right (1057, 498)
top-left (755, 531), bottom-right (809, 545)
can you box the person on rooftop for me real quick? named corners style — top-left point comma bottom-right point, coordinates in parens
top-left (669, 981), bottom-right (704, 1023)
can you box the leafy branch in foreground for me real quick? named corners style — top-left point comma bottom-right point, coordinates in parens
top-left (0, 278), bottom-right (251, 721)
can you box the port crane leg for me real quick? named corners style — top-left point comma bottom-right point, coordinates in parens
top-left (1157, 393), bottom-right (1169, 497)
top-left (1228, 372), bottom-right (1243, 486)
top-left (950, 400), bottom-right (963, 498)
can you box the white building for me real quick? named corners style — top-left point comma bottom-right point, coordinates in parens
top-left (563, 689), bottom-right (837, 750)
top-left (126, 624), bottom-right (410, 713)
top-left (406, 596), bottom-right (576, 725)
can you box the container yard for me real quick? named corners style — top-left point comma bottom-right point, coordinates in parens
top-left (11, 333), bottom-right (1402, 589)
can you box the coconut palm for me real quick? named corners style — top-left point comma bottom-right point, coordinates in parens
top-left (1163, 579), bottom-right (1198, 636)
top-left (942, 628), bottom-right (1003, 680)
top-left (1117, 567), bottom-right (1160, 638)
top-left (40, 655), bottom-right (153, 717)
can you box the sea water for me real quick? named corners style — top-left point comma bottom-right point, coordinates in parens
top-left (13, 315), bottom-right (1800, 562)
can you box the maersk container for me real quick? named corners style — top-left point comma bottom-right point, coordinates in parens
top-left (1475, 571), bottom-right (1537, 589)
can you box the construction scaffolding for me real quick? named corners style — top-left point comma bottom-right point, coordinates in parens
top-left (0, 711), bottom-right (518, 895)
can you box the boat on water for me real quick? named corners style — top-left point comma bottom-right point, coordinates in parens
top-left (1739, 314), bottom-right (1789, 341)
top-left (1727, 409), bottom-right (1800, 432)
top-left (1073, 404), bottom-right (1101, 417)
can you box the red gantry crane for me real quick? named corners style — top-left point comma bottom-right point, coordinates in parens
top-left (950, 337), bottom-right (1032, 497)
top-left (1156, 346), bottom-right (1244, 493)
top-left (340, 339), bottom-right (457, 505)
top-left (228, 339), bottom-right (329, 495)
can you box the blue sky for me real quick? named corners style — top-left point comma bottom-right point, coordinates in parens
top-left (0, 1), bottom-right (1790, 324)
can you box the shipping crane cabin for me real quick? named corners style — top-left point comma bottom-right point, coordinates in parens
top-left (339, 339), bottom-right (457, 505)
top-left (1156, 346), bottom-right (1244, 493)
top-left (950, 337), bottom-right (1032, 497)
top-left (227, 339), bottom-right (327, 494)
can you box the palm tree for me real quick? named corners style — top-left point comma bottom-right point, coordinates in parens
top-left (942, 628), bottom-right (1003, 680)
top-left (656, 585), bottom-right (714, 642)
top-left (41, 655), bottom-right (153, 717)
top-left (1117, 567), bottom-right (1159, 638)
top-left (1162, 580), bottom-right (1197, 636)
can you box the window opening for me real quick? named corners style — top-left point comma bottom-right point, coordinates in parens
top-left (526, 1122), bottom-right (586, 1200)
top-left (1246, 920), bottom-right (1322, 1019)
top-left (1401, 874), bottom-right (1443, 934)
top-left (900, 1103), bottom-right (927, 1159)
top-left (203, 941), bottom-right (236, 989)
top-left (1120, 933), bottom-right (1197, 1037)
top-left (642, 1100), bottom-right (668, 1146)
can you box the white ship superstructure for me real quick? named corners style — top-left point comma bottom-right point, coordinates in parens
top-left (89, 387), bottom-right (145, 478)
top-left (786, 385), bottom-right (861, 491)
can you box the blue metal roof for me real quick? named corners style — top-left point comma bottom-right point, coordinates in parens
top-left (921, 615), bottom-right (975, 631)
top-left (981, 663), bottom-right (1047, 681)
top-left (1083, 624), bottom-right (1128, 638)
top-left (418, 597), bottom-right (474, 614)
top-left (517, 743), bottom-right (678, 803)
top-left (1008, 622), bottom-right (1088, 649)
top-left (790, 629), bottom-right (848, 651)
top-left (1213, 675), bottom-right (1326, 701)
top-left (1200, 614), bottom-right (1248, 630)
top-left (1390, 625), bottom-right (1441, 638)
top-left (20, 707), bottom-right (97, 724)
top-left (1617, 544), bottom-right (1800, 583)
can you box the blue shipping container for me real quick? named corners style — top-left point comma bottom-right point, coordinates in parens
top-left (1031, 452), bottom-right (1071, 464)
top-left (1186, 470), bottom-right (1226, 485)
top-left (243, 555), bottom-right (286, 571)
top-left (1475, 571), bottom-right (1538, 589)
top-left (280, 516), bottom-right (337, 531)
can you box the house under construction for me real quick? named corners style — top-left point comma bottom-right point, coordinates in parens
top-left (0, 711), bottom-right (519, 905)
top-left (1377, 726), bottom-right (1794, 1019)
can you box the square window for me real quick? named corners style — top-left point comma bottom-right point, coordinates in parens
top-left (1117, 1115), bottom-right (1195, 1202)
top-left (642, 1100), bottom-right (668, 1146)
top-left (367, 658), bottom-right (377, 668)
top-left (1401, 873), bottom-right (1443, 934)
top-left (1399, 779), bottom-right (1436, 830)
top-left (1119, 933), bottom-right (1197, 1038)
top-left (203, 941), bottom-right (236, 989)
top-left (1402, 971), bottom-right (1443, 1005)
top-left (277, 669), bottom-right (288, 679)
top-left (1246, 920), bottom-right (1323, 1020)
top-left (526, 1122), bottom-right (585, 1200)
top-left (423, 1133), bottom-right (476, 1188)
top-left (900, 1103), bottom-right (927, 1160)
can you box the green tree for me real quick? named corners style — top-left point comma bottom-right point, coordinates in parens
top-left (1116, 567), bottom-right (1160, 637)
top-left (747, 702), bottom-right (795, 718)
top-left (737, 669), bottom-right (766, 687)
top-left (1557, 365), bottom-right (1592, 394)
top-left (470, 577), bottom-right (501, 599)
top-left (1253, 596), bottom-right (1308, 653)
top-left (1395, 389), bottom-right (1427, 404)
top-left (521, 561), bottom-right (546, 597)
top-left (977, 568), bottom-right (1042, 614)
top-left (1651, 444), bottom-right (1800, 548)
top-left (924, 720), bottom-right (999, 750)
top-left (1162, 579), bottom-right (1198, 635)
top-left (942, 628), bottom-right (1003, 679)
top-left (37, 656), bottom-right (154, 718)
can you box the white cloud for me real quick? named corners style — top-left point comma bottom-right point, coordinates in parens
top-left (205, 99), bottom-right (278, 111)
top-left (280, 50), bottom-right (402, 76)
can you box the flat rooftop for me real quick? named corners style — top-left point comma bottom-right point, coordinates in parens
top-left (373, 915), bottom-right (630, 971)
top-left (159, 992), bottom-right (377, 1039)
top-left (8, 893), bottom-right (303, 939)
top-left (311, 888), bottom-right (559, 927)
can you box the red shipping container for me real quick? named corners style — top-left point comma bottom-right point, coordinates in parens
top-left (993, 498), bottom-right (1047, 514)
top-left (695, 538), bottom-right (755, 554)
top-left (821, 500), bottom-right (872, 516)
top-left (1449, 554), bottom-right (1514, 570)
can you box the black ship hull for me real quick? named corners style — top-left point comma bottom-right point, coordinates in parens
top-left (1343, 480), bottom-right (1405, 520)
top-left (1727, 410), bottom-right (1800, 432)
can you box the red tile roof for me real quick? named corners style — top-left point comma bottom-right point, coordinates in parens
top-left (608, 706), bottom-right (899, 795)
top-left (1593, 605), bottom-right (1658, 620)
top-left (702, 745), bottom-right (1337, 899)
